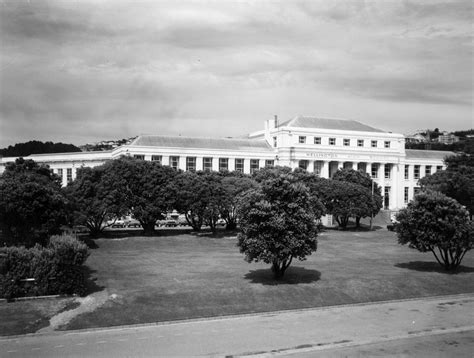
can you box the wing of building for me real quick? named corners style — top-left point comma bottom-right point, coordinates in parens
top-left (0, 115), bottom-right (454, 211)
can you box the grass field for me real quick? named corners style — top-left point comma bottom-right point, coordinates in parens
top-left (1, 228), bottom-right (473, 336)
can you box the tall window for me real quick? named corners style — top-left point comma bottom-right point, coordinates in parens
top-left (371, 163), bottom-right (379, 178)
top-left (273, 136), bottom-right (277, 147)
top-left (66, 168), bottom-right (73, 183)
top-left (371, 140), bottom-right (378, 148)
top-left (314, 161), bottom-right (322, 176)
top-left (329, 138), bottom-right (336, 145)
top-left (314, 137), bottom-right (321, 144)
top-left (404, 165), bottom-right (409, 179)
top-left (343, 138), bottom-right (350, 146)
top-left (250, 159), bottom-right (259, 174)
top-left (384, 164), bottom-right (391, 179)
top-left (186, 157), bottom-right (196, 171)
top-left (57, 168), bottom-right (63, 179)
top-left (425, 165), bottom-right (431, 177)
top-left (384, 186), bottom-right (391, 209)
top-left (414, 165), bottom-right (420, 179)
top-left (404, 187), bottom-right (409, 203)
top-left (151, 155), bottom-right (162, 163)
top-left (298, 160), bottom-right (308, 170)
top-left (265, 160), bottom-right (274, 168)
top-left (436, 165), bottom-right (443, 172)
top-left (414, 187), bottom-right (421, 196)
top-left (219, 158), bottom-right (228, 171)
top-left (235, 158), bottom-right (244, 173)
top-left (384, 141), bottom-right (391, 148)
top-left (299, 136), bottom-right (306, 144)
top-left (133, 155), bottom-right (145, 160)
top-left (357, 139), bottom-right (364, 147)
top-left (203, 157), bottom-right (213, 172)
top-left (170, 156), bottom-right (179, 170)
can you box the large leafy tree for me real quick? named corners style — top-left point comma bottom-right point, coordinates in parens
top-left (332, 168), bottom-right (383, 227)
top-left (237, 172), bottom-right (323, 279)
top-left (419, 154), bottom-right (474, 218)
top-left (0, 158), bottom-right (67, 246)
top-left (105, 157), bottom-right (177, 234)
top-left (396, 190), bottom-right (473, 271)
top-left (64, 165), bottom-right (128, 236)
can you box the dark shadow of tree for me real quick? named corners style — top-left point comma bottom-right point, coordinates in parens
top-left (83, 267), bottom-right (105, 296)
top-left (395, 261), bottom-right (474, 274)
top-left (244, 266), bottom-right (321, 285)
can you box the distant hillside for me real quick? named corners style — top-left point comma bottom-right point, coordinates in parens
top-left (80, 137), bottom-right (136, 151)
top-left (0, 140), bottom-right (82, 157)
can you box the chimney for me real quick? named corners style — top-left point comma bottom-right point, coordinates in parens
top-left (274, 115), bottom-right (278, 128)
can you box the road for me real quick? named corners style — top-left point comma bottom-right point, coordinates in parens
top-left (1, 293), bottom-right (473, 357)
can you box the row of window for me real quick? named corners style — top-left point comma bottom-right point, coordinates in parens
top-left (134, 155), bottom-right (274, 173)
top-left (405, 165), bottom-right (443, 180)
top-left (56, 168), bottom-right (74, 183)
top-left (404, 187), bottom-right (421, 203)
top-left (292, 136), bottom-right (392, 149)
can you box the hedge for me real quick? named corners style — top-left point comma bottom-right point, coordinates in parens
top-left (0, 234), bottom-right (90, 299)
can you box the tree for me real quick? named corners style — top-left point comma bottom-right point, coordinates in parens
top-left (219, 174), bottom-right (257, 230)
top-left (0, 158), bottom-right (67, 246)
top-left (396, 190), bottom-right (473, 271)
top-left (104, 157), bottom-right (177, 234)
top-left (420, 154), bottom-right (474, 218)
top-left (237, 172), bottom-right (323, 279)
top-left (64, 165), bottom-right (128, 236)
top-left (0, 140), bottom-right (81, 157)
top-left (332, 168), bottom-right (383, 227)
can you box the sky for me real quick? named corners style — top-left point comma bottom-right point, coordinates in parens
top-left (0, 0), bottom-right (472, 148)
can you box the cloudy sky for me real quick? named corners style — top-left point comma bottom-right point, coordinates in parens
top-left (0, 0), bottom-right (472, 147)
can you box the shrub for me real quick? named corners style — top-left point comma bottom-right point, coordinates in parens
top-left (0, 234), bottom-right (90, 299)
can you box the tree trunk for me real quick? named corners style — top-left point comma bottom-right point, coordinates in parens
top-left (271, 257), bottom-right (293, 279)
top-left (355, 216), bottom-right (361, 228)
top-left (141, 221), bottom-right (156, 235)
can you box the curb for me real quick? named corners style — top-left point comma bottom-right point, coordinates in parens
top-left (1, 292), bottom-right (473, 341)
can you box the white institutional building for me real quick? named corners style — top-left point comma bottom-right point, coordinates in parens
top-left (0, 116), bottom-right (453, 211)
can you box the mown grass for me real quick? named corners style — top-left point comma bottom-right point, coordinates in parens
top-left (63, 228), bottom-right (474, 330)
top-left (1, 228), bottom-right (473, 336)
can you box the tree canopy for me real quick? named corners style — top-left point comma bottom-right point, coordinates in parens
top-left (237, 171), bottom-right (322, 279)
top-left (396, 190), bottom-right (473, 271)
top-left (0, 141), bottom-right (81, 157)
top-left (0, 158), bottom-right (67, 246)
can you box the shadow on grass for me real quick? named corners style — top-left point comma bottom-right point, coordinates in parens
top-left (395, 261), bottom-right (474, 274)
top-left (195, 228), bottom-right (239, 239)
top-left (83, 267), bottom-right (105, 296)
top-left (245, 266), bottom-right (321, 285)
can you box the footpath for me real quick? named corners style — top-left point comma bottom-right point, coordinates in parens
top-left (1, 293), bottom-right (473, 357)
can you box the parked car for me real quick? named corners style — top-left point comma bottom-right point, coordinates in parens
top-left (163, 219), bottom-right (178, 227)
top-left (127, 219), bottom-right (141, 228)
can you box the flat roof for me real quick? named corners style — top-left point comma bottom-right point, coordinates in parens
top-left (405, 149), bottom-right (454, 160)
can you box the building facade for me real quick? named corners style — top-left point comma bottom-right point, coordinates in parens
top-left (0, 116), bottom-right (454, 211)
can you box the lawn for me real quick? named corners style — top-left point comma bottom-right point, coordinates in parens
top-left (1, 228), bottom-right (473, 335)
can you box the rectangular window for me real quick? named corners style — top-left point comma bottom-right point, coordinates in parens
top-left (186, 157), bottom-right (196, 172)
top-left (265, 160), bottom-right (274, 168)
top-left (384, 141), bottom-right (391, 148)
top-left (329, 138), bottom-right (336, 145)
top-left (170, 156), bottom-right (179, 170)
top-left (299, 136), bottom-right (306, 144)
top-left (343, 138), bottom-right (350, 146)
top-left (57, 168), bottom-right (63, 179)
top-left (371, 163), bottom-right (379, 178)
top-left (299, 160), bottom-right (308, 170)
top-left (384, 164), bottom-right (391, 179)
top-left (371, 140), bottom-right (378, 148)
top-left (425, 165), bottom-right (431, 177)
top-left (404, 187), bottom-right (409, 203)
top-left (357, 139), bottom-right (364, 147)
top-left (235, 158), bottom-right (244, 173)
top-left (314, 161), bottom-right (322, 176)
top-left (219, 158), bottom-right (228, 171)
top-left (414, 187), bottom-right (421, 196)
top-left (66, 168), bottom-right (72, 183)
top-left (151, 155), bottom-right (162, 163)
top-left (436, 165), bottom-right (443, 172)
top-left (273, 136), bottom-right (277, 147)
top-left (250, 159), bottom-right (259, 174)
top-left (404, 165), bottom-right (409, 180)
top-left (314, 137), bottom-right (321, 145)
top-left (203, 157), bottom-right (213, 172)
top-left (414, 165), bottom-right (420, 179)
top-left (384, 186), bottom-right (391, 209)
top-left (133, 155), bottom-right (145, 160)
